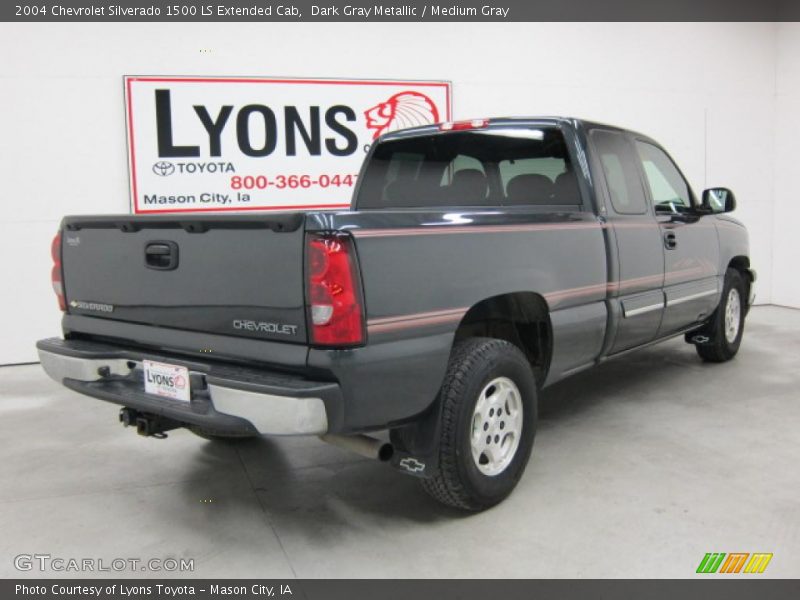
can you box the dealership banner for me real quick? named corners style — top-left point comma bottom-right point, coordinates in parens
top-left (124, 76), bottom-right (451, 214)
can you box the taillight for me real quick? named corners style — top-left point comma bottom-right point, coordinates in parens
top-left (306, 233), bottom-right (364, 346)
top-left (51, 232), bottom-right (66, 311)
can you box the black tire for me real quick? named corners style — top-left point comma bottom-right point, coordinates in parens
top-left (696, 268), bottom-right (747, 362)
top-left (188, 426), bottom-right (256, 442)
top-left (422, 337), bottom-right (537, 511)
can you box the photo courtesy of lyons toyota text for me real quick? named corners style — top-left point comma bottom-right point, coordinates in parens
top-left (1, 0), bottom-right (799, 592)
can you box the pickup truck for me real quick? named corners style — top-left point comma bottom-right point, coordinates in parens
top-left (38, 117), bottom-right (755, 511)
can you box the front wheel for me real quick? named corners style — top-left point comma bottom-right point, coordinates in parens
top-left (695, 268), bottom-right (747, 362)
top-left (422, 338), bottom-right (537, 511)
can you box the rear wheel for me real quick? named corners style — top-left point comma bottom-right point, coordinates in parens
top-left (422, 338), bottom-right (537, 511)
top-left (695, 268), bottom-right (746, 362)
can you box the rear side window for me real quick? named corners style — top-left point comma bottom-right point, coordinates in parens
top-left (356, 127), bottom-right (580, 209)
top-left (590, 129), bottom-right (648, 215)
top-left (635, 141), bottom-right (693, 213)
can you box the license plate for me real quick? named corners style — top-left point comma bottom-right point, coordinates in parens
top-left (143, 360), bottom-right (190, 402)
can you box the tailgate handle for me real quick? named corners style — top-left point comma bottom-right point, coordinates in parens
top-left (145, 241), bottom-right (179, 270)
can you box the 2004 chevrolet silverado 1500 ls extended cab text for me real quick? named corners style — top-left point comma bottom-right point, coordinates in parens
top-left (38, 117), bottom-right (755, 511)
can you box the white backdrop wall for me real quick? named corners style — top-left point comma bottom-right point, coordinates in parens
top-left (0, 22), bottom-right (783, 364)
top-left (773, 23), bottom-right (800, 308)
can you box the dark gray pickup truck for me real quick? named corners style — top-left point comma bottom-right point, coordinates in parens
top-left (38, 117), bottom-right (754, 511)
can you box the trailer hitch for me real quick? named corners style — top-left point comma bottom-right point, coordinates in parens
top-left (119, 408), bottom-right (181, 439)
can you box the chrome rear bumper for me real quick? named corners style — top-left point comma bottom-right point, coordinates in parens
top-left (37, 338), bottom-right (334, 436)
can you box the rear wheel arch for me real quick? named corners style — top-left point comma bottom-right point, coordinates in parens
top-left (388, 292), bottom-right (551, 479)
top-left (452, 292), bottom-right (552, 385)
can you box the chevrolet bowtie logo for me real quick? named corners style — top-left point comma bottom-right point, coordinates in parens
top-left (398, 457), bottom-right (425, 474)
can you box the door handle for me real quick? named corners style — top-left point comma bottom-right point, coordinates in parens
top-left (664, 231), bottom-right (677, 250)
top-left (145, 241), bottom-right (179, 270)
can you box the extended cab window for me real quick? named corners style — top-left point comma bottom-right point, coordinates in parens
top-left (590, 129), bottom-right (647, 215)
top-left (635, 141), bottom-right (694, 214)
top-left (438, 155), bottom-right (489, 202)
top-left (498, 157), bottom-right (571, 203)
top-left (356, 127), bottom-right (580, 209)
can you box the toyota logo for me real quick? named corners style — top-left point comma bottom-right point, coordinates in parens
top-left (152, 161), bottom-right (175, 176)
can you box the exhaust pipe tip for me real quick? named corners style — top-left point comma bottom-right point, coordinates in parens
top-left (377, 442), bottom-right (394, 462)
top-left (320, 434), bottom-right (394, 462)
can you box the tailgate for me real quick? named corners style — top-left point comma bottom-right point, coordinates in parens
top-left (59, 214), bottom-right (309, 343)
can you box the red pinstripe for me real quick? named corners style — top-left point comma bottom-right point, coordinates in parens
top-left (352, 219), bottom-right (718, 239)
top-left (367, 264), bottom-right (718, 334)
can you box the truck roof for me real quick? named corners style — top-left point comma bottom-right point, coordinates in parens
top-left (378, 116), bottom-right (645, 143)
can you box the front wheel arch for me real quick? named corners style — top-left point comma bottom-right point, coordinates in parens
top-left (727, 255), bottom-right (754, 311)
top-left (695, 268), bottom-right (747, 362)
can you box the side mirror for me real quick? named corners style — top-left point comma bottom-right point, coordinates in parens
top-left (701, 187), bottom-right (736, 213)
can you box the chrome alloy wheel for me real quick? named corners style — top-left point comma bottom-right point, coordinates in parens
top-left (724, 288), bottom-right (741, 344)
top-left (470, 376), bottom-right (523, 476)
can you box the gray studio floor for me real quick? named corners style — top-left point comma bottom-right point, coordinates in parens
top-left (1, 306), bottom-right (798, 578)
